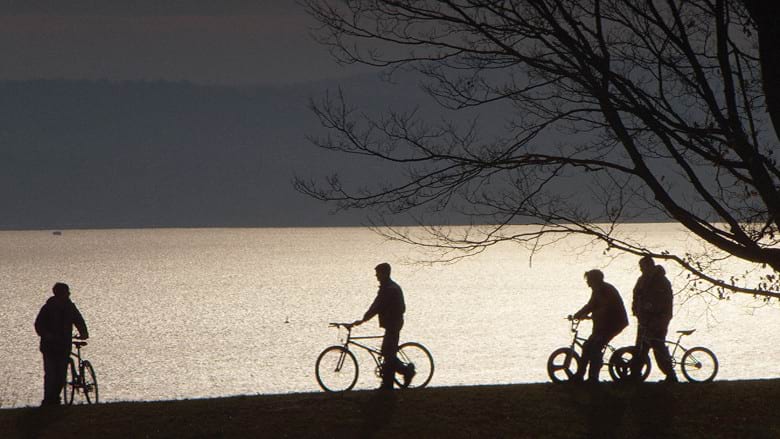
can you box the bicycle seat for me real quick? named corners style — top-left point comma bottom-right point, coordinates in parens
top-left (73, 341), bottom-right (88, 347)
top-left (676, 329), bottom-right (695, 336)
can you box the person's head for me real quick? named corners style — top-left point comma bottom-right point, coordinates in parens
top-left (52, 282), bottom-right (70, 299)
top-left (639, 255), bottom-right (655, 274)
top-left (584, 269), bottom-right (604, 288)
top-left (375, 262), bottom-right (391, 284)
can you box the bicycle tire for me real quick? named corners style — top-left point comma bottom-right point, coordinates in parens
top-left (547, 347), bottom-right (581, 383)
top-left (681, 346), bottom-right (718, 382)
top-left (395, 342), bottom-right (434, 389)
top-left (82, 361), bottom-right (99, 404)
top-left (608, 346), bottom-right (651, 382)
top-left (63, 359), bottom-right (77, 405)
top-left (315, 346), bottom-right (358, 392)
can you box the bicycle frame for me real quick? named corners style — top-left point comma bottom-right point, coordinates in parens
top-left (639, 331), bottom-right (690, 365)
top-left (317, 322), bottom-right (434, 392)
top-left (63, 338), bottom-right (100, 405)
top-left (337, 325), bottom-right (387, 371)
top-left (566, 318), bottom-right (617, 360)
top-left (70, 343), bottom-right (85, 379)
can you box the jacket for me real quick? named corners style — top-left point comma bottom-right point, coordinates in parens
top-left (34, 296), bottom-right (88, 353)
top-left (363, 279), bottom-right (405, 330)
top-left (632, 265), bottom-right (673, 321)
top-left (574, 281), bottom-right (628, 337)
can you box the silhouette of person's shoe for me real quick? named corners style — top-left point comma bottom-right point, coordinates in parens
top-left (402, 364), bottom-right (416, 388)
top-left (377, 384), bottom-right (394, 391)
top-left (663, 374), bottom-right (679, 383)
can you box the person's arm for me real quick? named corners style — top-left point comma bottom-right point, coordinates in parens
top-left (354, 293), bottom-right (383, 326)
top-left (631, 280), bottom-right (640, 316)
top-left (34, 306), bottom-right (48, 338)
top-left (72, 305), bottom-right (89, 339)
top-left (572, 293), bottom-right (594, 319)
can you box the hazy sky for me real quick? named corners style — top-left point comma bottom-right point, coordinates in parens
top-left (0, 1), bottom-right (358, 85)
top-left (0, 1), bottom-right (425, 229)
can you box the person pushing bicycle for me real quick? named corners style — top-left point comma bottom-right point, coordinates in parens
top-left (351, 262), bottom-right (416, 390)
top-left (34, 282), bottom-right (89, 406)
top-left (630, 256), bottom-right (678, 382)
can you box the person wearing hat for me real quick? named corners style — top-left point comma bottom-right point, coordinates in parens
top-left (34, 282), bottom-right (89, 406)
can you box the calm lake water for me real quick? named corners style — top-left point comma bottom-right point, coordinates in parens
top-left (1, 225), bottom-right (778, 408)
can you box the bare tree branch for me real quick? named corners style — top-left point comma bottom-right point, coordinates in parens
top-left (298, 0), bottom-right (780, 298)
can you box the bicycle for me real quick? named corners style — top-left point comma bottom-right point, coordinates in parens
top-left (64, 339), bottom-right (99, 404)
top-left (315, 322), bottom-right (434, 392)
top-left (609, 329), bottom-right (718, 383)
top-left (547, 316), bottom-right (650, 383)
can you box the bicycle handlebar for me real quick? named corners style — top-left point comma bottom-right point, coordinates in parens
top-left (566, 315), bottom-right (587, 322)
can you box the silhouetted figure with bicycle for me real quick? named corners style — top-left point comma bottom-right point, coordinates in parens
top-left (352, 263), bottom-right (415, 390)
top-left (571, 269), bottom-right (628, 383)
top-left (630, 256), bottom-right (678, 382)
top-left (34, 282), bottom-right (89, 406)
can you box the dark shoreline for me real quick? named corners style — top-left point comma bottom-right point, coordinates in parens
top-left (1, 380), bottom-right (778, 438)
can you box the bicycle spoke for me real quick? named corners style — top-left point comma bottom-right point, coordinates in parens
top-left (681, 347), bottom-right (718, 382)
top-left (396, 342), bottom-right (434, 389)
top-left (316, 346), bottom-right (358, 392)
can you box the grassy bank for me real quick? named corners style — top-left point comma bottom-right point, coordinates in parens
top-left (1, 380), bottom-right (778, 438)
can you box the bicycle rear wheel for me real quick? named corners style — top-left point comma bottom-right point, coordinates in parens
top-left (396, 342), bottom-right (434, 388)
top-left (547, 347), bottom-right (580, 382)
top-left (608, 346), bottom-right (651, 382)
top-left (63, 359), bottom-right (77, 405)
top-left (82, 361), bottom-right (99, 404)
top-left (315, 346), bottom-right (358, 392)
top-left (681, 346), bottom-right (718, 382)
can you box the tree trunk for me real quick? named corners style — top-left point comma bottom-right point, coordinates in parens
top-left (742, 0), bottom-right (780, 138)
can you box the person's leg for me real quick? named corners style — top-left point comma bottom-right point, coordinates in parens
top-left (380, 328), bottom-right (401, 389)
top-left (42, 351), bottom-right (55, 405)
top-left (42, 350), bottom-right (68, 405)
top-left (572, 337), bottom-right (592, 381)
top-left (630, 322), bottom-right (651, 379)
top-left (649, 322), bottom-right (677, 381)
top-left (54, 350), bottom-right (70, 401)
top-left (586, 334), bottom-right (609, 382)
top-left (576, 334), bottom-right (606, 382)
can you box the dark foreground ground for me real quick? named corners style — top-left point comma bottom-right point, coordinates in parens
top-left (1, 380), bottom-right (778, 438)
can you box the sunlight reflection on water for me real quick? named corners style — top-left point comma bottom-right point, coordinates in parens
top-left (1, 225), bottom-right (778, 407)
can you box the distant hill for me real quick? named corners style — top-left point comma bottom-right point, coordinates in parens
top-left (0, 77), bottom-right (424, 229)
top-left (0, 77), bottom-right (670, 230)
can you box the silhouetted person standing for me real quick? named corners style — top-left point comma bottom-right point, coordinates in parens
top-left (35, 282), bottom-right (88, 406)
top-left (352, 263), bottom-right (415, 390)
top-left (571, 269), bottom-right (628, 382)
top-left (631, 256), bottom-right (678, 382)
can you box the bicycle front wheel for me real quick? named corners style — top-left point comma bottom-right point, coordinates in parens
top-left (681, 346), bottom-right (718, 382)
top-left (547, 347), bottom-right (580, 383)
top-left (315, 346), bottom-right (358, 392)
top-left (608, 346), bottom-right (651, 382)
top-left (63, 359), bottom-right (77, 405)
top-left (82, 361), bottom-right (99, 404)
top-left (396, 342), bottom-right (434, 389)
